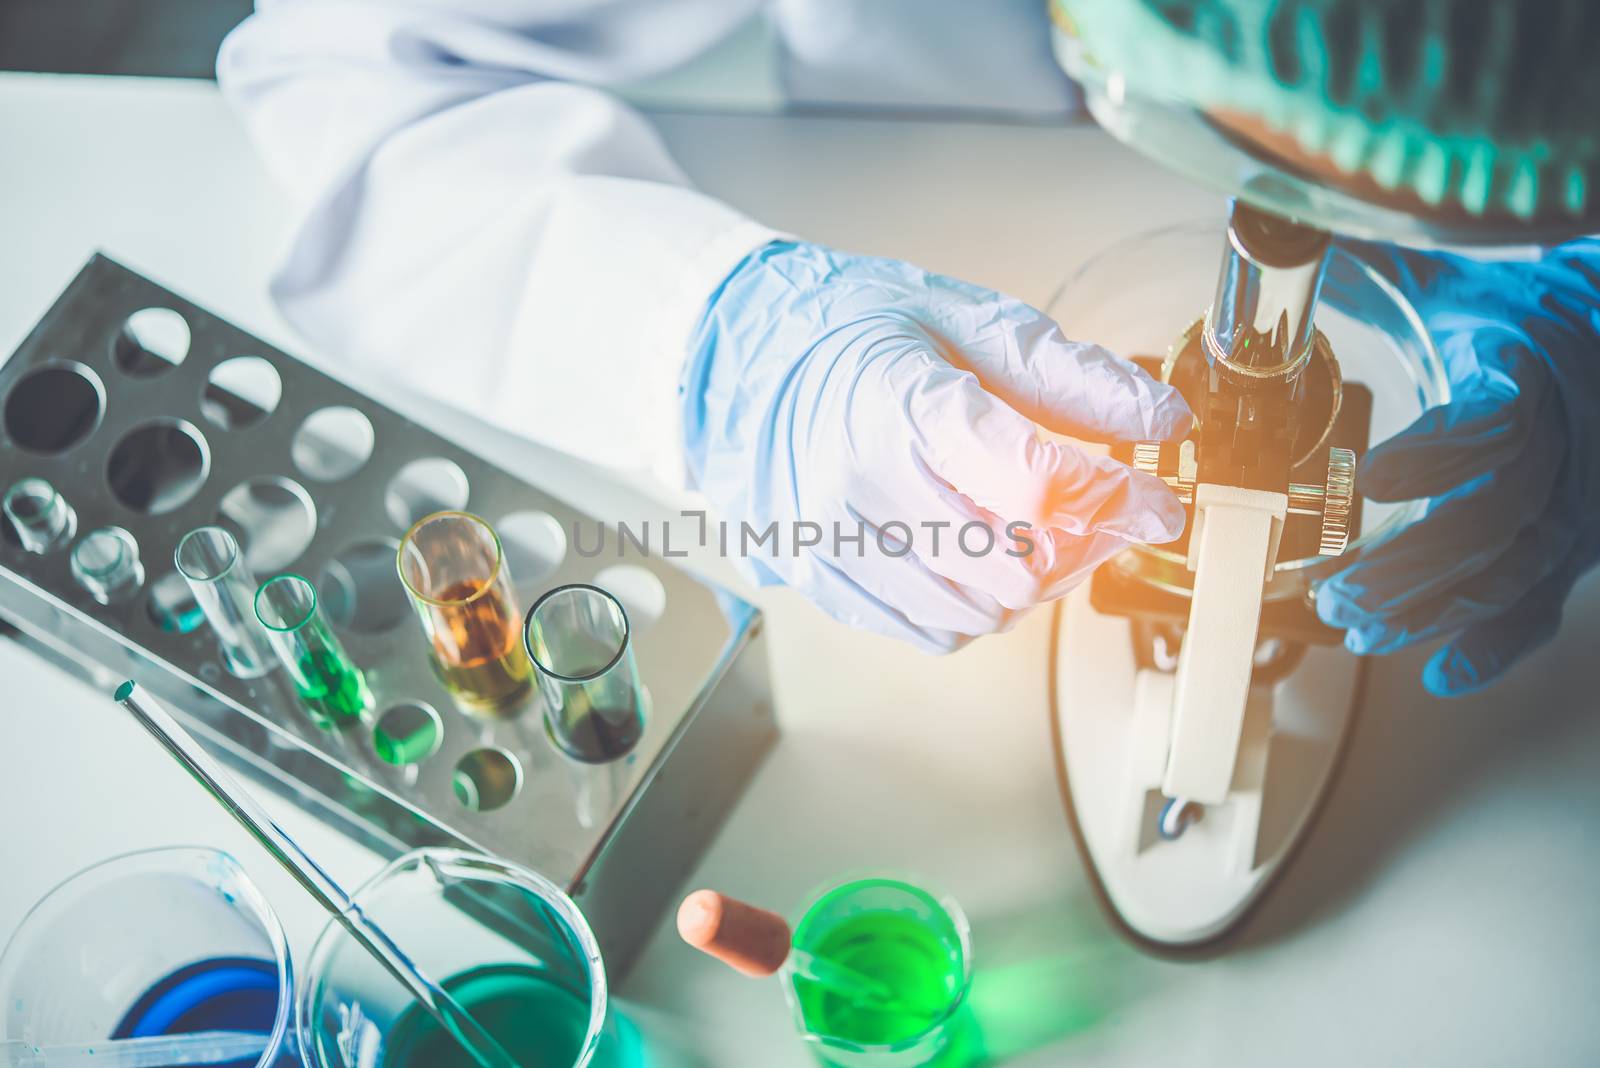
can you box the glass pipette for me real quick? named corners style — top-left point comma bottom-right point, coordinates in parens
top-left (0, 1030), bottom-right (266, 1068)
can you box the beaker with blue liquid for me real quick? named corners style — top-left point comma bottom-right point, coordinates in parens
top-left (0, 846), bottom-right (295, 1067)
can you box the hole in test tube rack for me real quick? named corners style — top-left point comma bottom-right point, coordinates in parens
top-left (71, 526), bottom-right (144, 604)
top-left (498, 511), bottom-right (567, 588)
top-left (592, 565), bottom-right (667, 635)
top-left (373, 702), bottom-right (443, 766)
top-left (112, 308), bottom-right (190, 377)
top-left (201, 357), bottom-right (282, 430)
top-left (3, 363), bottom-right (105, 455)
top-left (291, 407), bottom-right (375, 482)
top-left (146, 571), bottom-right (204, 634)
top-left (216, 476), bottom-right (317, 573)
top-left (452, 748), bottom-right (522, 812)
top-left (106, 419), bottom-right (210, 516)
top-left (319, 539), bottom-right (410, 634)
top-left (385, 458), bottom-right (470, 530)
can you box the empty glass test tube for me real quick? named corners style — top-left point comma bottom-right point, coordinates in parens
top-left (176, 526), bottom-right (272, 678)
top-left (71, 526), bottom-right (144, 604)
top-left (523, 584), bottom-right (645, 764)
top-left (398, 512), bottom-right (532, 714)
top-left (255, 574), bottom-right (372, 728)
top-left (3, 477), bottom-right (75, 552)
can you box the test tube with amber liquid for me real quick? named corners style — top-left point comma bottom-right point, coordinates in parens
top-left (398, 511), bottom-right (532, 714)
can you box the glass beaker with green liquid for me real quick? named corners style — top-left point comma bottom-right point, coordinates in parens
top-left (300, 850), bottom-right (613, 1068)
top-left (254, 573), bottom-right (373, 729)
top-left (784, 878), bottom-right (975, 1068)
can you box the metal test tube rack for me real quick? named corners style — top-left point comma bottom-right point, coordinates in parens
top-left (0, 255), bottom-right (777, 977)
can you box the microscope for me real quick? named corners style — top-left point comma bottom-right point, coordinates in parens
top-left (1044, 2), bottom-right (1597, 951)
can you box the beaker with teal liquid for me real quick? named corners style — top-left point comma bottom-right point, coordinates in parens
top-left (0, 846), bottom-right (296, 1066)
top-left (300, 849), bottom-right (632, 1068)
top-left (784, 878), bottom-right (978, 1068)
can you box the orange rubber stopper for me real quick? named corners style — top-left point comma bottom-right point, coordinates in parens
top-left (676, 889), bottom-right (793, 978)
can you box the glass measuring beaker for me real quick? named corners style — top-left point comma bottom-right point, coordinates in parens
top-left (0, 846), bottom-right (295, 1066)
top-left (782, 877), bottom-right (975, 1068)
top-left (70, 525), bottom-right (144, 604)
top-left (3, 477), bottom-right (75, 553)
top-left (523, 584), bottom-right (645, 765)
top-left (398, 512), bottom-right (533, 714)
top-left (255, 573), bottom-right (373, 728)
top-left (1046, 221), bottom-right (1449, 605)
top-left (177, 525), bottom-right (273, 679)
top-left (299, 849), bottom-right (607, 1068)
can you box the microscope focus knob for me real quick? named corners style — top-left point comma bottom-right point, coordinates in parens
top-left (1317, 447), bottom-right (1356, 558)
top-left (1132, 441), bottom-right (1167, 482)
top-left (1133, 442), bottom-right (1356, 556)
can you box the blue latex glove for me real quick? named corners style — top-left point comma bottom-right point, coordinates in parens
top-left (683, 241), bottom-right (1192, 652)
top-left (1318, 239), bottom-right (1600, 696)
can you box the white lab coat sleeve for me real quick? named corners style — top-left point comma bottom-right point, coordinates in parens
top-left (217, 0), bottom-right (779, 489)
top-left (775, 0), bottom-right (1078, 116)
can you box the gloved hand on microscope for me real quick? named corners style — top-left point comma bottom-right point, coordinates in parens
top-left (691, 236), bottom-right (1600, 690)
top-left (1318, 241), bottom-right (1600, 696)
top-left (685, 240), bottom-right (1192, 653)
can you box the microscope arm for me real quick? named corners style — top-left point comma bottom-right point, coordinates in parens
top-left (1162, 484), bottom-right (1286, 804)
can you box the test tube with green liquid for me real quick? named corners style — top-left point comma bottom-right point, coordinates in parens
top-left (254, 574), bottom-right (373, 728)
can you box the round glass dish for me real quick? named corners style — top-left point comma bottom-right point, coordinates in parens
top-left (1047, 221), bottom-right (1448, 604)
top-left (1049, 27), bottom-right (1591, 246)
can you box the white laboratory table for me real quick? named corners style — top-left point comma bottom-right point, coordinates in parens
top-left (1, 74), bottom-right (1597, 1067)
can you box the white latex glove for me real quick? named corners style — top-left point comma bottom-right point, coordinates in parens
top-left (684, 241), bottom-right (1193, 650)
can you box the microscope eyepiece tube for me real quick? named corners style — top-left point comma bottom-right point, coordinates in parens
top-left (1203, 200), bottom-right (1331, 386)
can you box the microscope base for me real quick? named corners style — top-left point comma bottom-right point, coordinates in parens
top-left (1049, 589), bottom-right (1361, 955)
